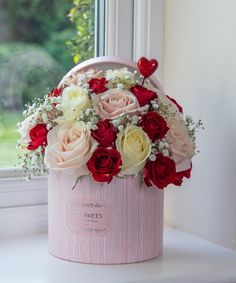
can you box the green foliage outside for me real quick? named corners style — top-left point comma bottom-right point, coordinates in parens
top-left (0, 111), bottom-right (21, 167)
top-left (0, 42), bottom-right (65, 110)
top-left (2, 0), bottom-right (95, 70)
top-left (66, 0), bottom-right (95, 64)
top-left (2, 0), bottom-right (75, 71)
top-left (0, 0), bottom-right (95, 167)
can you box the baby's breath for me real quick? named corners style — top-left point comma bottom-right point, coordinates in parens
top-left (185, 116), bottom-right (204, 142)
top-left (106, 68), bottom-right (136, 89)
top-left (154, 100), bottom-right (177, 120)
top-left (17, 148), bottom-right (48, 179)
top-left (148, 138), bottom-right (171, 161)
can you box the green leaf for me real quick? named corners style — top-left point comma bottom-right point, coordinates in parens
top-left (73, 54), bottom-right (80, 64)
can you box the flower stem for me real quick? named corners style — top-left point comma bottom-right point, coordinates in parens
top-left (141, 77), bottom-right (146, 86)
top-left (72, 177), bottom-right (80, 190)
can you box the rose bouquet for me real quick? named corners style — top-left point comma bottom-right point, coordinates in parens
top-left (17, 57), bottom-right (202, 189)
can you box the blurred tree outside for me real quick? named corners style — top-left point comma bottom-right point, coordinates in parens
top-left (0, 0), bottom-right (96, 167)
top-left (2, 0), bottom-right (75, 71)
top-left (67, 0), bottom-right (95, 64)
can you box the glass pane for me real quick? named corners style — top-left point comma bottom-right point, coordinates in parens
top-left (0, 0), bottom-right (97, 168)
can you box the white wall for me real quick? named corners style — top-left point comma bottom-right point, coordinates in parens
top-left (163, 0), bottom-right (236, 250)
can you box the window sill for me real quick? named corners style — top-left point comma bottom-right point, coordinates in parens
top-left (1, 227), bottom-right (236, 283)
top-left (0, 176), bottom-right (47, 208)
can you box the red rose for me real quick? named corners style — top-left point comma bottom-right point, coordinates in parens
top-left (27, 123), bottom-right (48, 150)
top-left (130, 85), bottom-right (157, 106)
top-left (88, 78), bottom-right (108, 94)
top-left (48, 87), bottom-right (63, 97)
top-left (141, 111), bottom-right (169, 141)
top-left (87, 147), bottom-right (122, 183)
top-left (91, 119), bottom-right (117, 147)
top-left (144, 153), bottom-right (176, 189)
top-left (166, 95), bottom-right (183, 113)
top-left (173, 165), bottom-right (192, 186)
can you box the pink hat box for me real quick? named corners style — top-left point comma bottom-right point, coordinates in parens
top-left (48, 56), bottom-right (164, 264)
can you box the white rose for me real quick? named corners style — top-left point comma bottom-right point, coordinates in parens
top-left (44, 121), bottom-right (98, 176)
top-left (60, 86), bottom-right (91, 122)
top-left (61, 69), bottom-right (104, 86)
top-left (167, 115), bottom-right (195, 172)
top-left (18, 113), bottom-right (39, 145)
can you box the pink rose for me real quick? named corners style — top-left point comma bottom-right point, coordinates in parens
top-left (167, 115), bottom-right (195, 172)
top-left (44, 121), bottom-right (98, 176)
top-left (92, 89), bottom-right (140, 119)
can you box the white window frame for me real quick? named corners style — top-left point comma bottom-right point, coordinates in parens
top-left (0, 0), bottom-right (164, 236)
top-left (105, 0), bottom-right (164, 79)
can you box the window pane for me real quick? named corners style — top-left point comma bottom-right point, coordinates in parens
top-left (0, 0), bottom-right (97, 168)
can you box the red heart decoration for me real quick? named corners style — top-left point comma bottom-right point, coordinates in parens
top-left (137, 57), bottom-right (158, 78)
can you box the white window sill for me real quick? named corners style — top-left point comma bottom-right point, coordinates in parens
top-left (1, 227), bottom-right (236, 283)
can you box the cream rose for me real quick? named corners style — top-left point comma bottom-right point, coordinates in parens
top-left (92, 89), bottom-right (140, 119)
top-left (116, 125), bottom-right (151, 175)
top-left (167, 115), bottom-right (195, 172)
top-left (44, 121), bottom-right (98, 176)
top-left (60, 86), bottom-right (91, 122)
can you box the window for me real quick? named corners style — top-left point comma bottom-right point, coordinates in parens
top-left (0, 0), bottom-right (164, 229)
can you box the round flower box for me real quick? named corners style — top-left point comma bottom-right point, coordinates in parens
top-left (17, 56), bottom-right (198, 265)
top-left (48, 171), bottom-right (164, 264)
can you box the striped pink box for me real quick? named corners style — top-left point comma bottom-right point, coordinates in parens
top-left (48, 171), bottom-right (164, 264)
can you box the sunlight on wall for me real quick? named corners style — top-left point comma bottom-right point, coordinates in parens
top-left (163, 0), bottom-right (236, 250)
